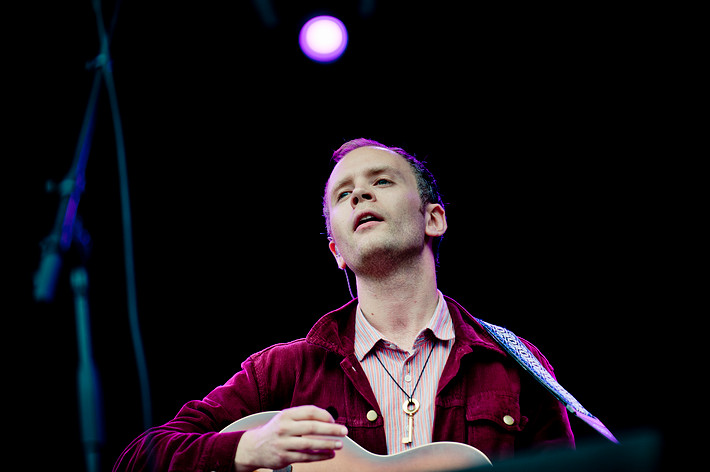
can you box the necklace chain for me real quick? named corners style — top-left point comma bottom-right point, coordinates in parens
top-left (374, 341), bottom-right (436, 402)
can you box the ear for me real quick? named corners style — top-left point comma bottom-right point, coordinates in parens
top-left (328, 239), bottom-right (347, 270)
top-left (424, 203), bottom-right (447, 238)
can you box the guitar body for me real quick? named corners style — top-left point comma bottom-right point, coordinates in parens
top-left (221, 411), bottom-right (491, 472)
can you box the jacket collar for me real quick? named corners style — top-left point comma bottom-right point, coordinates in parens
top-left (306, 295), bottom-right (506, 358)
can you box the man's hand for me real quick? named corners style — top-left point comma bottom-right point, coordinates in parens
top-left (234, 405), bottom-right (348, 472)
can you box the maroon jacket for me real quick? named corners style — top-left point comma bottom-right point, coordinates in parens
top-left (114, 297), bottom-right (574, 471)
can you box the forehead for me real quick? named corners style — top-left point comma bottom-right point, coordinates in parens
top-left (327, 146), bottom-right (415, 194)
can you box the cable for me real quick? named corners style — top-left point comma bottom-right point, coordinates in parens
top-left (93, 0), bottom-right (152, 429)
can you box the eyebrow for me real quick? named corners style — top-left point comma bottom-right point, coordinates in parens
top-left (329, 165), bottom-right (403, 201)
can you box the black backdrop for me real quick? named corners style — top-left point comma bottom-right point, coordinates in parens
top-left (14, 1), bottom-right (678, 470)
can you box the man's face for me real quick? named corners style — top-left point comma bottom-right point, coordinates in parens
top-left (325, 146), bottom-right (442, 272)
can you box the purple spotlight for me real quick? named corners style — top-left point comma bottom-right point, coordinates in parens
top-left (299, 15), bottom-right (348, 63)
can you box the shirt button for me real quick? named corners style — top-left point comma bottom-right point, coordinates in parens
top-left (503, 415), bottom-right (515, 426)
top-left (366, 410), bottom-right (378, 422)
top-left (404, 374), bottom-right (412, 382)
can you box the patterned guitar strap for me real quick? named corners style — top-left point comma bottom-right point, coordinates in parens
top-left (475, 318), bottom-right (619, 443)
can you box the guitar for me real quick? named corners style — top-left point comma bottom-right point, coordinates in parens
top-left (220, 411), bottom-right (491, 471)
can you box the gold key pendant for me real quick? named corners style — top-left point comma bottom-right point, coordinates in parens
top-left (402, 398), bottom-right (420, 444)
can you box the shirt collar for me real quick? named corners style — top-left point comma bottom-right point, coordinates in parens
top-left (354, 290), bottom-right (455, 361)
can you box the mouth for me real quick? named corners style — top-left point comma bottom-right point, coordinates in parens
top-left (354, 212), bottom-right (384, 231)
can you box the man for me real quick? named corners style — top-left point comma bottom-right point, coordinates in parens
top-left (114, 138), bottom-right (575, 471)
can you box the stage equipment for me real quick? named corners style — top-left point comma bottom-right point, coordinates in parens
top-left (33, 1), bottom-right (152, 470)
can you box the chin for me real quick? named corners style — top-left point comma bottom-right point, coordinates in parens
top-left (352, 239), bottom-right (422, 273)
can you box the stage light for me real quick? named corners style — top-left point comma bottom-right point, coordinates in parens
top-left (299, 15), bottom-right (348, 63)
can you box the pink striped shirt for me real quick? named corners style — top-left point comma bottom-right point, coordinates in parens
top-left (354, 290), bottom-right (455, 454)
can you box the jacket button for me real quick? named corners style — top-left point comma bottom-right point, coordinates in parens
top-left (366, 410), bottom-right (378, 422)
top-left (503, 415), bottom-right (515, 425)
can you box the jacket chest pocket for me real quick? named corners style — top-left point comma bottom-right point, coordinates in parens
top-left (465, 392), bottom-right (528, 460)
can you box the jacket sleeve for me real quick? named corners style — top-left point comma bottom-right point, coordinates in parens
top-left (113, 358), bottom-right (262, 472)
top-left (517, 338), bottom-right (576, 452)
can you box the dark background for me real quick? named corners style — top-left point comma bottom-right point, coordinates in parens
top-left (13, 1), bottom-right (681, 470)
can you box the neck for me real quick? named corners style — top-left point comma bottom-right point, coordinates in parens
top-left (354, 252), bottom-right (439, 351)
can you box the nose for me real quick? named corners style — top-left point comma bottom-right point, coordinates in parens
top-left (351, 187), bottom-right (373, 207)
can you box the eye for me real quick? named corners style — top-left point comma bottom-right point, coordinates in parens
top-left (337, 190), bottom-right (351, 201)
top-left (374, 178), bottom-right (391, 186)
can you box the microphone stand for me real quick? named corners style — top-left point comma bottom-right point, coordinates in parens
top-left (33, 71), bottom-right (100, 303)
top-left (70, 222), bottom-right (105, 472)
top-left (33, 1), bottom-right (152, 469)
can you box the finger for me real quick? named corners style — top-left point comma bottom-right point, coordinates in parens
top-left (289, 420), bottom-right (348, 437)
top-left (285, 450), bottom-right (337, 464)
top-left (289, 436), bottom-right (344, 453)
top-left (283, 405), bottom-right (336, 423)
top-left (279, 406), bottom-right (348, 437)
